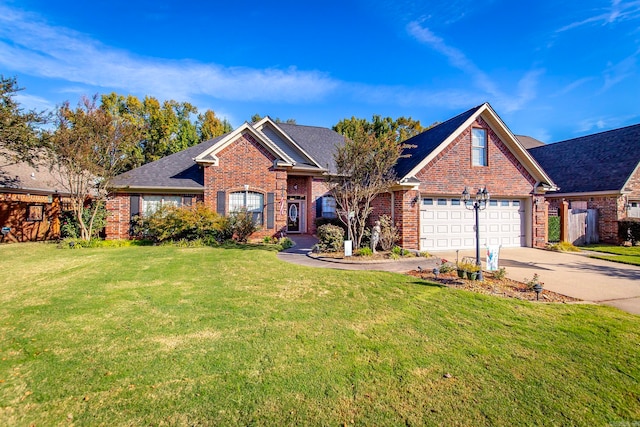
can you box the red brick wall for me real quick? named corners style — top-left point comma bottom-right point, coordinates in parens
top-left (309, 178), bottom-right (331, 235)
top-left (203, 132), bottom-right (287, 239)
top-left (414, 117), bottom-right (536, 196)
top-left (532, 195), bottom-right (548, 248)
top-left (393, 189), bottom-right (420, 249)
top-left (625, 165), bottom-right (640, 200)
top-left (105, 193), bottom-right (128, 240)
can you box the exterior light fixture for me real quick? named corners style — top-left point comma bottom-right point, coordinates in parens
top-left (462, 186), bottom-right (490, 281)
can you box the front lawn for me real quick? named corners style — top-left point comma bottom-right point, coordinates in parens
top-left (584, 244), bottom-right (640, 266)
top-left (0, 243), bottom-right (638, 426)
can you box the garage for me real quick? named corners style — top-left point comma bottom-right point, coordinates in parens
top-left (419, 197), bottom-right (525, 251)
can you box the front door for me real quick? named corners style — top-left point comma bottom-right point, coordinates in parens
top-left (287, 201), bottom-right (301, 233)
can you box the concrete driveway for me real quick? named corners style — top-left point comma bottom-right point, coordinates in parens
top-left (432, 248), bottom-right (640, 315)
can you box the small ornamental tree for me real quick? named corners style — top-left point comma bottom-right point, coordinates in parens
top-left (327, 129), bottom-right (403, 249)
top-left (47, 96), bottom-right (140, 240)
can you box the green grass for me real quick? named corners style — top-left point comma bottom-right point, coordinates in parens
top-left (584, 244), bottom-right (640, 266)
top-left (0, 243), bottom-right (639, 426)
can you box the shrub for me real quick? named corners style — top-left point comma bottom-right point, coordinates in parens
top-left (547, 241), bottom-right (580, 252)
top-left (228, 209), bottom-right (259, 243)
top-left (315, 217), bottom-right (345, 230)
top-left (358, 247), bottom-right (373, 257)
top-left (392, 246), bottom-right (402, 256)
top-left (439, 262), bottom-right (455, 273)
top-left (317, 224), bottom-right (345, 252)
top-left (278, 237), bottom-right (294, 250)
top-left (378, 215), bottom-right (399, 251)
top-left (619, 218), bottom-right (640, 244)
top-left (139, 203), bottom-right (229, 243)
top-left (60, 203), bottom-right (107, 239)
top-left (492, 267), bottom-right (507, 280)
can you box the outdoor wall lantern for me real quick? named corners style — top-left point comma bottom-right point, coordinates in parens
top-left (462, 186), bottom-right (490, 281)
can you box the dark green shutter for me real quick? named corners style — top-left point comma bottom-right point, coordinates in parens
top-left (316, 197), bottom-right (323, 218)
top-left (266, 192), bottom-right (275, 229)
top-left (216, 191), bottom-right (226, 215)
top-left (130, 195), bottom-right (140, 219)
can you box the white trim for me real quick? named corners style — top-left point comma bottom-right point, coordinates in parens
top-left (620, 161), bottom-right (640, 194)
top-left (194, 122), bottom-right (294, 166)
top-left (254, 118), bottom-right (324, 169)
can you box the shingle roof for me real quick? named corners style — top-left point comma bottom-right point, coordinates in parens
top-left (110, 123), bottom-right (346, 190)
top-left (394, 105), bottom-right (483, 178)
top-left (516, 135), bottom-right (545, 149)
top-left (276, 123), bottom-right (345, 174)
top-left (111, 136), bottom-right (224, 190)
top-left (0, 151), bottom-right (71, 195)
top-left (528, 123), bottom-right (640, 194)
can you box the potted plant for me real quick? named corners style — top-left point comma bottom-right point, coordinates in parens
top-left (459, 261), bottom-right (480, 280)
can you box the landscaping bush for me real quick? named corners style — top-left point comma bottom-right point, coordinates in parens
top-left (358, 247), bottom-right (373, 256)
top-left (317, 224), bottom-right (345, 252)
top-left (315, 217), bottom-right (345, 230)
top-left (139, 203), bottom-right (229, 243)
top-left (60, 203), bottom-right (107, 239)
top-left (378, 215), bottom-right (399, 251)
top-left (228, 209), bottom-right (259, 243)
top-left (619, 218), bottom-right (640, 244)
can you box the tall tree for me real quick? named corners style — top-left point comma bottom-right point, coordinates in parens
top-left (333, 115), bottom-right (425, 143)
top-left (0, 76), bottom-right (48, 166)
top-left (47, 96), bottom-right (140, 240)
top-left (249, 113), bottom-right (296, 124)
top-left (197, 109), bottom-right (232, 141)
top-left (328, 128), bottom-right (403, 249)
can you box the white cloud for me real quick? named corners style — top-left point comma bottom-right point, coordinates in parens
top-left (0, 4), bottom-right (339, 105)
top-left (556, 0), bottom-right (640, 32)
top-left (406, 21), bottom-right (543, 113)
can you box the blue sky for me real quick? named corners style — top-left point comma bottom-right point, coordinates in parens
top-left (1, 0), bottom-right (639, 142)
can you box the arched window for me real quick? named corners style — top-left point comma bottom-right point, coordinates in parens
top-left (229, 191), bottom-right (264, 225)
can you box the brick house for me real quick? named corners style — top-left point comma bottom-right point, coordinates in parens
top-left (529, 124), bottom-right (640, 243)
top-left (106, 103), bottom-right (556, 250)
top-left (0, 153), bottom-right (71, 242)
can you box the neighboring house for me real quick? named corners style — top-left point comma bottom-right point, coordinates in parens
top-left (106, 103), bottom-right (556, 251)
top-left (0, 153), bottom-right (71, 242)
top-left (515, 135), bottom-right (545, 149)
top-left (529, 124), bottom-right (640, 243)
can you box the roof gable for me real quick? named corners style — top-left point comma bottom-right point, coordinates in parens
top-left (395, 103), bottom-right (555, 189)
top-left (529, 123), bottom-right (640, 194)
top-left (194, 121), bottom-right (294, 167)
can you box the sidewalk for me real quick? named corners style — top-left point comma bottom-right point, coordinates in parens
top-left (277, 235), bottom-right (438, 273)
top-left (277, 236), bottom-right (640, 315)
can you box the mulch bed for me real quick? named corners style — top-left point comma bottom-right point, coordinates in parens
top-left (407, 270), bottom-right (581, 303)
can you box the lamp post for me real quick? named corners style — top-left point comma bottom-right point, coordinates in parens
top-left (462, 186), bottom-right (490, 281)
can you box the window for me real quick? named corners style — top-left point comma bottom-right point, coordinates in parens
top-left (472, 128), bottom-right (487, 166)
top-left (422, 198), bottom-right (433, 205)
top-left (27, 205), bottom-right (44, 221)
top-left (512, 200), bottom-right (520, 206)
top-left (142, 195), bottom-right (182, 215)
top-left (322, 196), bottom-right (337, 218)
top-left (489, 200), bottom-right (498, 206)
top-left (451, 199), bottom-right (461, 206)
top-left (501, 200), bottom-right (510, 206)
top-left (229, 191), bottom-right (264, 225)
top-left (437, 199), bottom-right (447, 205)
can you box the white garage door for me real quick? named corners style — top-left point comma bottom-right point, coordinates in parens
top-left (419, 197), bottom-right (525, 251)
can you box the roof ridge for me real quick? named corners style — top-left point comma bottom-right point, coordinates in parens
top-left (550, 122), bottom-right (640, 146)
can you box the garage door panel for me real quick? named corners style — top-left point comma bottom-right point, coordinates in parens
top-left (420, 198), bottom-right (525, 251)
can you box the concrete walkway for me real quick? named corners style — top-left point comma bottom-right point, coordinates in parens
top-left (277, 235), bottom-right (439, 273)
top-left (278, 235), bottom-right (640, 315)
